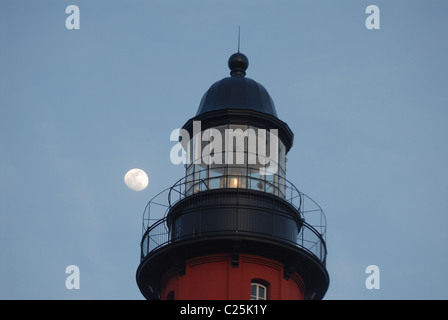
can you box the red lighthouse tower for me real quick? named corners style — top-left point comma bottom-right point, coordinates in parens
top-left (136, 52), bottom-right (329, 300)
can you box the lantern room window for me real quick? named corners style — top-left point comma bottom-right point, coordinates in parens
top-left (185, 124), bottom-right (287, 198)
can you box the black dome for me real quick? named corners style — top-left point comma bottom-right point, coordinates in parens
top-left (196, 53), bottom-right (278, 118)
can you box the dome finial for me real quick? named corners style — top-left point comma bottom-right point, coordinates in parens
top-left (228, 52), bottom-right (248, 77)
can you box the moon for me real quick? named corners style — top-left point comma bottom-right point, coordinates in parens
top-left (124, 168), bottom-right (149, 191)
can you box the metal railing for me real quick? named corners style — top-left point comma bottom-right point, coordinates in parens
top-left (141, 213), bottom-right (326, 264)
top-left (141, 169), bottom-right (327, 265)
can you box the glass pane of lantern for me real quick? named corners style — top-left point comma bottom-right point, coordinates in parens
top-left (264, 171), bottom-right (275, 194)
top-left (278, 175), bottom-right (286, 198)
top-left (226, 125), bottom-right (248, 165)
top-left (186, 164), bottom-right (194, 196)
top-left (279, 140), bottom-right (286, 173)
top-left (209, 163), bottom-right (223, 190)
top-left (197, 163), bottom-right (209, 191)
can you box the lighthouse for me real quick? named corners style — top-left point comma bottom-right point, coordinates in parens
top-left (136, 52), bottom-right (329, 300)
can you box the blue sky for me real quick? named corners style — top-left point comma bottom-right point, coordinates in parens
top-left (1, 0), bottom-right (448, 299)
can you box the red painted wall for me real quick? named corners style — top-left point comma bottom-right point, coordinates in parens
top-left (161, 254), bottom-right (305, 300)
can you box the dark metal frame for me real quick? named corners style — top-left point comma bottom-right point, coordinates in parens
top-left (140, 168), bottom-right (327, 265)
